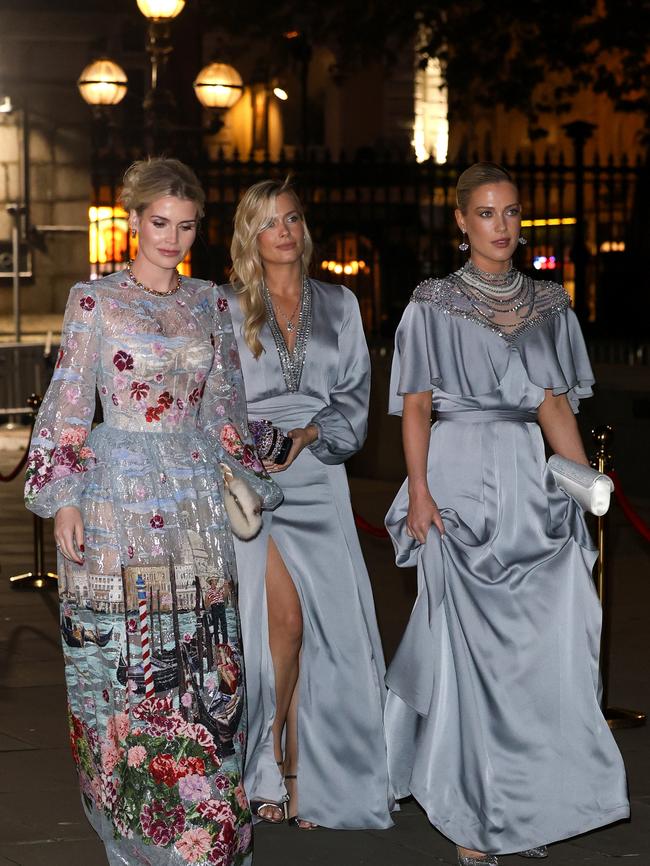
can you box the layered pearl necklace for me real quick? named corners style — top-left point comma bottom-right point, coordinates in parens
top-left (126, 261), bottom-right (182, 297)
top-left (457, 260), bottom-right (533, 316)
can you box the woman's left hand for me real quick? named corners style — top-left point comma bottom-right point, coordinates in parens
top-left (263, 424), bottom-right (318, 473)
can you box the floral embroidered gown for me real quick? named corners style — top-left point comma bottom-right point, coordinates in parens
top-left (24, 270), bottom-right (281, 866)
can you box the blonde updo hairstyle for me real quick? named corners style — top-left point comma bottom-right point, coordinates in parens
top-left (120, 157), bottom-right (206, 222)
top-left (455, 161), bottom-right (516, 213)
top-left (230, 178), bottom-right (313, 359)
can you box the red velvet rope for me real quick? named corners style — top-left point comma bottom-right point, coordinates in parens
top-left (608, 470), bottom-right (650, 544)
top-left (0, 440), bottom-right (30, 483)
top-left (353, 509), bottom-right (389, 539)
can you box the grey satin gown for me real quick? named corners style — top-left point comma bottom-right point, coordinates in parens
top-left (384, 273), bottom-right (629, 855)
top-left (222, 279), bottom-right (394, 830)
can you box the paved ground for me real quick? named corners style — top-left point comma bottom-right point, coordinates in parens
top-left (0, 445), bottom-right (649, 866)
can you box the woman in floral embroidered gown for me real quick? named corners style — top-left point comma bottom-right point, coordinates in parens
top-left (24, 158), bottom-right (280, 866)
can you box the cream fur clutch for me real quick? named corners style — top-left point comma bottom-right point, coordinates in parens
top-left (548, 455), bottom-right (614, 516)
top-left (220, 463), bottom-right (263, 540)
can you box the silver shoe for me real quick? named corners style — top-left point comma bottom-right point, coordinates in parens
top-left (518, 847), bottom-right (548, 859)
top-left (457, 855), bottom-right (499, 866)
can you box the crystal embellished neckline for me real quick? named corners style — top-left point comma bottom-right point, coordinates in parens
top-left (126, 261), bottom-right (182, 297)
top-left (459, 260), bottom-right (523, 297)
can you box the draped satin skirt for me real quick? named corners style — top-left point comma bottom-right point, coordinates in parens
top-left (234, 395), bottom-right (394, 829)
top-left (384, 417), bottom-right (629, 854)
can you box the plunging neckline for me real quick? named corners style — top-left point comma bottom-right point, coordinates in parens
top-left (263, 277), bottom-right (312, 392)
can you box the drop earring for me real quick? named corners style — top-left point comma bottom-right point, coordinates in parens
top-left (131, 228), bottom-right (137, 238)
top-left (518, 236), bottom-right (527, 246)
top-left (458, 232), bottom-right (469, 252)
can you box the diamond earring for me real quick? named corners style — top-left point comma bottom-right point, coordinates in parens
top-left (459, 233), bottom-right (469, 252)
top-left (518, 236), bottom-right (527, 246)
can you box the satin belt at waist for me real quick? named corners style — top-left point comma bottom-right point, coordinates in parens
top-left (436, 409), bottom-right (538, 423)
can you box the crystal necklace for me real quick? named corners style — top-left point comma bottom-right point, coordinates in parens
top-left (126, 261), bottom-right (182, 296)
top-left (264, 283), bottom-right (302, 333)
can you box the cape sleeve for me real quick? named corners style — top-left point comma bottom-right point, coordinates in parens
top-left (308, 289), bottom-right (371, 464)
top-left (518, 306), bottom-right (595, 413)
top-left (198, 288), bottom-right (282, 509)
top-left (24, 283), bottom-right (100, 517)
top-left (388, 300), bottom-right (446, 417)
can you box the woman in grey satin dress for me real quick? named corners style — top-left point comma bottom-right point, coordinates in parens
top-left (222, 179), bottom-right (393, 831)
top-left (384, 163), bottom-right (629, 866)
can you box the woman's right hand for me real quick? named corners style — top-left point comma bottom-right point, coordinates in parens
top-left (406, 486), bottom-right (445, 543)
top-left (54, 506), bottom-right (85, 564)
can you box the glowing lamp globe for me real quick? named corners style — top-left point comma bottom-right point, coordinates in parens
top-left (193, 62), bottom-right (243, 110)
top-left (77, 59), bottom-right (128, 107)
top-left (136, 0), bottom-right (185, 19)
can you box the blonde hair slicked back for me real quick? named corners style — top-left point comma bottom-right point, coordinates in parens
top-left (456, 161), bottom-right (515, 213)
top-left (230, 179), bottom-right (313, 359)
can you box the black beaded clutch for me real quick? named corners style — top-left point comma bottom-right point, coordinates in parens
top-left (249, 419), bottom-right (293, 465)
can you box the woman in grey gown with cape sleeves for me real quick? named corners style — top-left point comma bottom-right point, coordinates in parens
top-left (384, 163), bottom-right (628, 866)
top-left (221, 179), bottom-right (393, 830)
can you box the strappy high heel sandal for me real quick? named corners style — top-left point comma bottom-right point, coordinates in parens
top-left (284, 774), bottom-right (318, 830)
top-left (518, 847), bottom-right (548, 859)
top-left (250, 761), bottom-right (287, 824)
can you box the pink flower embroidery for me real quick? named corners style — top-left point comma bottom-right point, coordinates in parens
top-left (149, 514), bottom-right (164, 529)
top-left (191, 451), bottom-right (200, 462)
top-left (39, 427), bottom-right (51, 438)
top-left (180, 692), bottom-right (193, 708)
top-left (217, 297), bottom-right (228, 312)
top-left (112, 394), bottom-right (120, 406)
top-left (100, 740), bottom-right (123, 775)
top-left (130, 381), bottom-right (150, 401)
top-left (127, 543), bottom-right (134, 559)
top-left (113, 350), bottom-right (134, 371)
top-left (176, 398), bottom-right (185, 411)
top-left (154, 372), bottom-right (164, 383)
top-left (100, 385), bottom-right (108, 395)
top-left (79, 295), bottom-right (95, 311)
top-left (175, 827), bottom-right (212, 862)
top-left (127, 745), bottom-right (147, 768)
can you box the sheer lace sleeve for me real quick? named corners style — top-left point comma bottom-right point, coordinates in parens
top-left (198, 289), bottom-right (282, 509)
top-left (24, 283), bottom-right (100, 517)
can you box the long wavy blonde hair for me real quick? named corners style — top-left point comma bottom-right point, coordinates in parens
top-left (230, 179), bottom-right (313, 358)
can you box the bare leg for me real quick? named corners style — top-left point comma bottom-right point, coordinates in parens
top-left (260, 536), bottom-right (302, 820)
top-left (457, 847), bottom-right (491, 861)
top-left (284, 687), bottom-right (317, 829)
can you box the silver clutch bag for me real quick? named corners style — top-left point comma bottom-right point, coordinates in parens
top-left (548, 454), bottom-right (614, 516)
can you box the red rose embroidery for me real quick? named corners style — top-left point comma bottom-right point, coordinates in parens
top-left (113, 351), bottom-right (134, 371)
top-left (157, 391), bottom-right (173, 409)
top-left (217, 297), bottom-right (228, 311)
top-left (176, 756), bottom-right (206, 778)
top-left (148, 754), bottom-right (179, 787)
top-left (149, 514), bottom-right (164, 529)
top-left (145, 406), bottom-right (163, 423)
top-left (130, 382), bottom-right (149, 401)
top-left (79, 295), bottom-right (95, 311)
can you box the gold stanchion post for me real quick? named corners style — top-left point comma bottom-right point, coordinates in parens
top-left (10, 394), bottom-right (58, 591)
top-left (591, 425), bottom-right (645, 729)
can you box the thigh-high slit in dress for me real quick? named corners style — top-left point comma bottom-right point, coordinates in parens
top-left (223, 279), bottom-right (394, 830)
